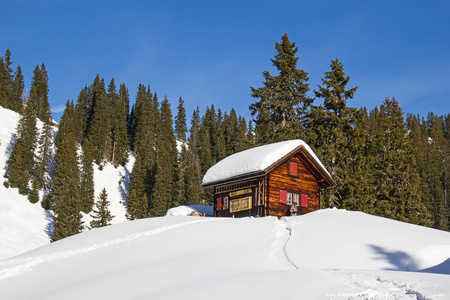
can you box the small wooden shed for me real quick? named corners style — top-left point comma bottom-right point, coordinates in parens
top-left (201, 140), bottom-right (335, 218)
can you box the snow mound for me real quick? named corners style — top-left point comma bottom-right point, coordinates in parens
top-left (1, 209), bottom-right (449, 299)
top-left (166, 205), bottom-right (213, 216)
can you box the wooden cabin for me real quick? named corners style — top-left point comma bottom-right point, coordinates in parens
top-left (201, 140), bottom-right (336, 218)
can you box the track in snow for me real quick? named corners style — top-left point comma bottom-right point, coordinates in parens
top-left (0, 218), bottom-right (216, 280)
top-left (270, 217), bottom-right (300, 270)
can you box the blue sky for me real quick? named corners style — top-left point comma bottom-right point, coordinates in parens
top-left (1, 0), bottom-right (449, 122)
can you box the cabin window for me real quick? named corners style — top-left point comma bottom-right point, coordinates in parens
top-left (287, 192), bottom-right (293, 205)
top-left (217, 197), bottom-right (223, 210)
top-left (279, 190), bottom-right (287, 204)
top-left (301, 194), bottom-right (308, 207)
top-left (289, 161), bottom-right (298, 177)
top-left (293, 193), bottom-right (299, 206)
top-left (223, 197), bottom-right (229, 210)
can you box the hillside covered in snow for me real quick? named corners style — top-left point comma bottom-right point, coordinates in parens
top-left (1, 106), bottom-right (449, 299)
top-left (1, 209), bottom-right (449, 299)
top-left (0, 106), bottom-right (134, 260)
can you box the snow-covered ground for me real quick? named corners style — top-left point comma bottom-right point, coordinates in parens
top-left (1, 106), bottom-right (449, 299)
top-left (0, 106), bottom-right (134, 260)
top-left (0, 107), bottom-right (51, 259)
top-left (1, 209), bottom-right (449, 299)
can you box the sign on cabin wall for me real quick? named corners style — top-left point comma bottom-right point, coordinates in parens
top-left (229, 188), bottom-right (252, 197)
top-left (229, 196), bottom-right (252, 213)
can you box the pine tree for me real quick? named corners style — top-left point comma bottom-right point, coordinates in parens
top-left (186, 107), bottom-right (202, 204)
top-left (29, 64), bottom-right (51, 123)
top-left (215, 109), bottom-right (226, 161)
top-left (152, 96), bottom-right (177, 216)
top-left (128, 86), bottom-right (159, 217)
top-left (126, 189), bottom-right (149, 220)
top-left (50, 104), bottom-right (83, 241)
top-left (11, 65), bottom-right (24, 113)
top-left (35, 106), bottom-right (54, 189)
top-left (0, 49), bottom-right (14, 109)
top-left (28, 176), bottom-right (39, 204)
top-left (73, 86), bottom-right (90, 143)
top-left (310, 58), bottom-right (359, 208)
top-left (87, 75), bottom-right (111, 165)
top-left (422, 114), bottom-right (449, 230)
top-left (250, 33), bottom-right (312, 143)
top-left (55, 101), bottom-right (75, 148)
top-left (174, 97), bottom-right (189, 206)
top-left (223, 109), bottom-right (238, 155)
top-left (7, 97), bottom-right (38, 195)
top-left (79, 137), bottom-right (95, 213)
top-left (189, 107), bottom-right (201, 174)
top-left (175, 96), bottom-right (187, 143)
top-left (90, 188), bottom-right (114, 228)
top-left (368, 98), bottom-right (432, 227)
top-left (111, 82), bottom-right (129, 166)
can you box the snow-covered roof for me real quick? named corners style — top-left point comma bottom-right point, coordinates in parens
top-left (202, 139), bottom-right (332, 186)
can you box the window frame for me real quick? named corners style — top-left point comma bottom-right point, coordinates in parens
top-left (288, 161), bottom-right (299, 177)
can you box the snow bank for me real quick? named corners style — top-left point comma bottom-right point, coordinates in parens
top-left (1, 209), bottom-right (449, 299)
top-left (166, 205), bottom-right (213, 216)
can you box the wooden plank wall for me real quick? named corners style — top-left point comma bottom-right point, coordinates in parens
top-left (214, 178), bottom-right (265, 217)
top-left (265, 153), bottom-right (320, 218)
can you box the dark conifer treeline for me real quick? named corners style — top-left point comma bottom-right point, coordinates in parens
top-left (1, 40), bottom-right (449, 243)
top-left (250, 34), bottom-right (448, 229)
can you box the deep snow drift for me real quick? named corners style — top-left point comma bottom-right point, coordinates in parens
top-left (1, 209), bottom-right (449, 299)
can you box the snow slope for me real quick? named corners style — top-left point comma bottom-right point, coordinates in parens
top-left (1, 106), bottom-right (449, 298)
top-left (0, 107), bottom-right (51, 260)
top-left (0, 106), bottom-right (134, 260)
top-left (0, 209), bottom-right (449, 299)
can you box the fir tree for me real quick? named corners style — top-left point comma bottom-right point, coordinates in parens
top-left (111, 82), bottom-right (129, 166)
top-left (250, 33), bottom-right (312, 143)
top-left (79, 136), bottom-right (95, 213)
top-left (73, 86), bottom-right (90, 143)
top-left (310, 58), bottom-right (359, 208)
top-left (175, 96), bottom-right (187, 143)
top-left (35, 106), bottom-right (54, 189)
top-left (368, 98), bottom-right (432, 227)
top-left (186, 107), bottom-right (202, 204)
top-left (87, 75), bottom-right (111, 164)
top-left (55, 101), bottom-right (75, 148)
top-left (7, 97), bottom-right (38, 195)
top-left (128, 86), bottom-right (159, 217)
top-left (28, 176), bottom-right (39, 204)
top-left (29, 64), bottom-right (50, 123)
top-left (50, 104), bottom-right (83, 241)
top-left (11, 65), bottom-right (24, 113)
top-left (126, 189), bottom-right (149, 220)
top-left (0, 49), bottom-right (14, 109)
top-left (90, 188), bottom-right (114, 228)
top-left (152, 96), bottom-right (177, 216)
top-left (189, 107), bottom-right (201, 173)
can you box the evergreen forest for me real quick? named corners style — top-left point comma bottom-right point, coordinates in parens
top-left (1, 33), bottom-right (449, 241)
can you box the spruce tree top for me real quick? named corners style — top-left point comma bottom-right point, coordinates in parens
top-left (250, 33), bottom-right (311, 138)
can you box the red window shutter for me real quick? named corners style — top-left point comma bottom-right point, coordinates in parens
top-left (217, 197), bottom-right (222, 210)
top-left (289, 162), bottom-right (298, 176)
top-left (280, 190), bottom-right (287, 204)
top-left (301, 194), bottom-right (308, 207)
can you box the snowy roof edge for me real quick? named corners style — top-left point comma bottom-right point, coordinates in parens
top-left (201, 140), bottom-right (335, 188)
